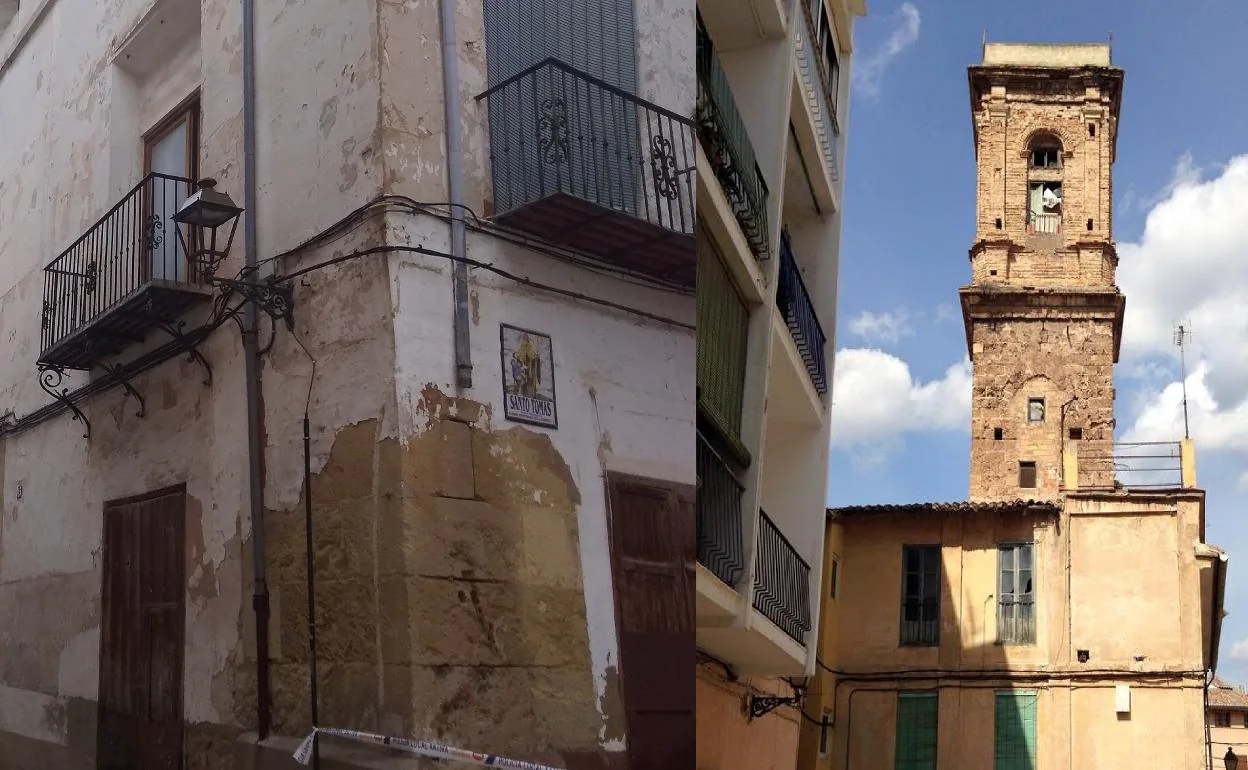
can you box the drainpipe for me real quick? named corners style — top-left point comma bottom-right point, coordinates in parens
top-left (241, 0), bottom-right (272, 738)
top-left (440, 0), bottom-right (472, 390)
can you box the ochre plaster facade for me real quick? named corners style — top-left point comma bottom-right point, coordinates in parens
top-left (815, 43), bottom-right (1228, 770)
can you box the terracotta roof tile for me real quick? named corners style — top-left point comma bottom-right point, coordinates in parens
top-left (829, 499), bottom-right (1061, 518)
top-left (1209, 680), bottom-right (1248, 710)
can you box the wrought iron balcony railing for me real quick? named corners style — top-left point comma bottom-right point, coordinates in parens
top-left (997, 598), bottom-right (1036, 645)
top-left (752, 510), bottom-right (812, 645)
top-left (795, 0), bottom-right (841, 183)
top-left (778, 231), bottom-right (829, 395)
top-left (696, 430), bottom-right (746, 589)
top-left (697, 232), bottom-right (750, 441)
top-left (696, 14), bottom-right (770, 258)
top-left (40, 173), bottom-right (212, 370)
top-left (477, 58), bottom-right (695, 285)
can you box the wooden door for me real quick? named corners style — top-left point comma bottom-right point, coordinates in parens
top-left (97, 487), bottom-right (187, 770)
top-left (606, 474), bottom-right (695, 770)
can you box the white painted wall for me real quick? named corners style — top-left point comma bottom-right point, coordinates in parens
top-left (0, 0), bottom-right (694, 757)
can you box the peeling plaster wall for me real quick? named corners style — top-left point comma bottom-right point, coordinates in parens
top-left (0, 0), bottom-right (385, 766)
top-left (0, 0), bottom-right (692, 767)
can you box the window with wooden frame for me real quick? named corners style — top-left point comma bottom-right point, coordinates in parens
top-left (899, 545), bottom-right (940, 646)
top-left (142, 98), bottom-right (200, 284)
top-left (1018, 461), bottom-right (1037, 489)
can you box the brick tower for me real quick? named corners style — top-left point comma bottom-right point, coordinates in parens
top-left (962, 43), bottom-right (1125, 501)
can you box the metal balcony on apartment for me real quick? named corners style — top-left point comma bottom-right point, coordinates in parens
top-left (696, 429), bottom-right (813, 674)
top-left (476, 59), bottom-right (696, 287)
top-left (791, 0), bottom-right (842, 209)
top-left (39, 173), bottom-right (214, 371)
top-left (696, 13), bottom-right (770, 260)
top-left (765, 230), bottom-right (828, 426)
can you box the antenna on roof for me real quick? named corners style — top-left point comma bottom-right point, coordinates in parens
top-left (1174, 322), bottom-right (1192, 439)
top-left (983, 29), bottom-right (987, 46)
top-left (1108, 31), bottom-right (1114, 62)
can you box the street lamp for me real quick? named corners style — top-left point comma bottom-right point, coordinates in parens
top-left (1226, 747), bottom-right (1239, 770)
top-left (173, 177), bottom-right (243, 279)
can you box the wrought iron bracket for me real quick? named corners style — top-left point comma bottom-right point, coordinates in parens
top-left (154, 320), bottom-right (214, 387)
top-left (37, 364), bottom-right (91, 439)
top-left (211, 275), bottom-right (296, 332)
top-left (98, 361), bottom-right (146, 419)
top-left (747, 694), bottom-right (803, 721)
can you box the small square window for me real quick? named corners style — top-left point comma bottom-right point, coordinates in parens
top-left (994, 427), bottom-right (1004, 441)
top-left (1019, 461), bottom-right (1037, 489)
top-left (1027, 398), bottom-right (1045, 423)
top-left (1069, 427), bottom-right (1083, 440)
top-left (819, 712), bottom-right (832, 755)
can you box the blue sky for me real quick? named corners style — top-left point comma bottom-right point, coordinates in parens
top-left (829, 0), bottom-right (1248, 682)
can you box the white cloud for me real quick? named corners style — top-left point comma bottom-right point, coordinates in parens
top-left (935, 303), bottom-right (960, 324)
top-left (1118, 153), bottom-right (1248, 446)
top-left (830, 349), bottom-right (971, 455)
top-left (852, 3), bottom-right (920, 98)
top-left (848, 309), bottom-right (913, 345)
top-left (1229, 636), bottom-right (1248, 662)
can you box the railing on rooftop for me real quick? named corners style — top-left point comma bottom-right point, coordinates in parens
top-left (752, 510), bottom-right (812, 645)
top-left (40, 173), bottom-right (210, 369)
top-left (1071, 440), bottom-right (1193, 490)
top-left (696, 431), bottom-right (746, 589)
top-left (696, 13), bottom-right (770, 258)
top-left (778, 231), bottom-right (829, 395)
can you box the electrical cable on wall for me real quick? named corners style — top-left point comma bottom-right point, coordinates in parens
top-left (0, 194), bottom-right (691, 440)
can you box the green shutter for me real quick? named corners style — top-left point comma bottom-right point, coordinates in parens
top-left (994, 690), bottom-right (1037, 770)
top-left (894, 691), bottom-right (938, 770)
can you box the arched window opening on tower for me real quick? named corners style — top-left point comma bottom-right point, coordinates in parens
top-left (1027, 134), bottom-right (1063, 234)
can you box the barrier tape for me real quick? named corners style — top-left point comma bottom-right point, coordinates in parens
top-left (293, 726), bottom-right (564, 769)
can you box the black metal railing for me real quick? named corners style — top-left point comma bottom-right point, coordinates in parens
top-left (697, 233), bottom-right (750, 440)
top-left (41, 173), bottom-right (200, 355)
top-left (752, 510), bottom-right (811, 645)
top-left (997, 598), bottom-right (1036, 645)
top-left (900, 599), bottom-right (940, 646)
top-left (696, 14), bottom-right (770, 258)
top-left (796, 0), bottom-right (841, 180)
top-left (1080, 441), bottom-right (1184, 489)
top-left (696, 431), bottom-right (746, 588)
top-left (777, 231), bottom-right (828, 394)
top-left (477, 58), bottom-right (695, 237)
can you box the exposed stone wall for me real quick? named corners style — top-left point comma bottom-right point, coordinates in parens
top-left (969, 316), bottom-right (1116, 500)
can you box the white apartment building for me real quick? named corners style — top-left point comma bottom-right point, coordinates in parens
top-left (0, 0), bottom-right (694, 768)
top-left (695, 0), bottom-right (864, 766)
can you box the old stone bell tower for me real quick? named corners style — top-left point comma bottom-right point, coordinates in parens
top-left (961, 43), bottom-right (1126, 501)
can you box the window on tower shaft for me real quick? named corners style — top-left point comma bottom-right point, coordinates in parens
top-left (1027, 398), bottom-right (1045, 423)
top-left (1027, 135), bottom-right (1063, 235)
top-left (1030, 147), bottom-right (1060, 168)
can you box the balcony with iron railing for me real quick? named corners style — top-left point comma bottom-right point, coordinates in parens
top-left (39, 173), bottom-right (213, 371)
top-left (777, 231), bottom-right (829, 395)
top-left (476, 59), bottom-right (695, 287)
top-left (696, 14), bottom-right (770, 259)
top-left (793, 0), bottom-right (841, 189)
top-left (696, 431), bottom-right (746, 591)
top-left (753, 510), bottom-right (812, 646)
